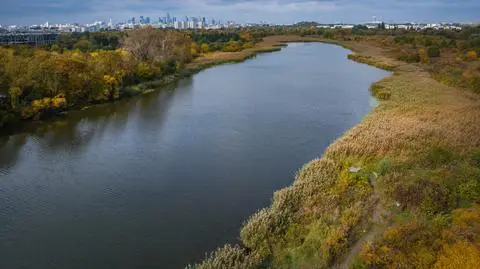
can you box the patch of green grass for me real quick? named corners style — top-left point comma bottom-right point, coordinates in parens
top-left (376, 158), bottom-right (393, 176)
top-left (424, 146), bottom-right (454, 167)
top-left (369, 84), bottom-right (392, 100)
top-left (471, 151), bottom-right (480, 168)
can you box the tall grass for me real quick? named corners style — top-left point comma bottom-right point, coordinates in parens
top-left (188, 36), bottom-right (480, 269)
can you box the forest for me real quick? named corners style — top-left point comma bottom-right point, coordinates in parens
top-left (0, 27), bottom-right (257, 129)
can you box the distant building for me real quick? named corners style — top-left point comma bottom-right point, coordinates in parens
top-left (0, 32), bottom-right (59, 45)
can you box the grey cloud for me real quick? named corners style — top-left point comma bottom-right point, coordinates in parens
top-left (0, 0), bottom-right (478, 25)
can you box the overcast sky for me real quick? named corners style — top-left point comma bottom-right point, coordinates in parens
top-left (1, 0), bottom-right (479, 25)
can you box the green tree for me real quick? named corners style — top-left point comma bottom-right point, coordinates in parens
top-left (73, 39), bottom-right (93, 52)
top-left (427, 46), bottom-right (441, 58)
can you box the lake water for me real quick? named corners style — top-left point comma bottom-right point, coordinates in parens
top-left (0, 43), bottom-right (389, 269)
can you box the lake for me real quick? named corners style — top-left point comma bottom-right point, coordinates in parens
top-left (0, 43), bottom-right (389, 269)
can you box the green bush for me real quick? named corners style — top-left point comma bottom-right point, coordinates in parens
top-left (370, 84), bottom-right (392, 100)
top-left (427, 46), bottom-right (441, 58)
top-left (425, 146), bottom-right (454, 167)
top-left (377, 158), bottom-right (393, 176)
top-left (376, 91), bottom-right (392, 100)
top-left (472, 152), bottom-right (480, 168)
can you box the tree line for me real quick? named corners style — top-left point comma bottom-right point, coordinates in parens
top-left (0, 27), bottom-right (193, 128)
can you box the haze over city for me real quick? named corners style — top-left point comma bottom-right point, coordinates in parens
top-left (2, 0), bottom-right (480, 25)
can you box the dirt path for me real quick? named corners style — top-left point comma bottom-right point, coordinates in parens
top-left (334, 174), bottom-right (385, 269)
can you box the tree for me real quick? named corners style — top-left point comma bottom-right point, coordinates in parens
top-left (73, 39), bottom-right (93, 52)
top-left (122, 27), bottom-right (192, 63)
top-left (466, 50), bottom-right (478, 60)
top-left (420, 48), bottom-right (430, 63)
top-left (190, 43), bottom-right (200, 56)
top-left (200, 43), bottom-right (210, 53)
top-left (0, 48), bottom-right (11, 94)
top-left (222, 40), bottom-right (241, 52)
top-left (8, 87), bottom-right (21, 110)
top-left (433, 241), bottom-right (480, 269)
top-left (29, 51), bottom-right (61, 98)
top-left (427, 46), bottom-right (441, 58)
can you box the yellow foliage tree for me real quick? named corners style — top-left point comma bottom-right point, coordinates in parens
top-left (8, 87), bottom-right (21, 110)
top-left (200, 43), bottom-right (210, 54)
top-left (419, 48), bottom-right (429, 63)
top-left (240, 33), bottom-right (253, 42)
top-left (190, 43), bottom-right (200, 56)
top-left (433, 241), bottom-right (480, 269)
top-left (466, 50), bottom-right (477, 60)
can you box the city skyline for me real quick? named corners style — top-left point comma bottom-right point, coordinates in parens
top-left (1, 0), bottom-right (480, 26)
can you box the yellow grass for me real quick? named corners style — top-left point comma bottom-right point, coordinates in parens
top-left (189, 35), bottom-right (480, 269)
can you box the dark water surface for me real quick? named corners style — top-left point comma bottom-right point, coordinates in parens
top-left (0, 43), bottom-right (389, 269)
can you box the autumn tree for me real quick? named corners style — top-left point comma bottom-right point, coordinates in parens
top-left (200, 43), bottom-right (210, 53)
top-left (190, 43), bottom-right (200, 56)
top-left (121, 27), bottom-right (192, 63)
top-left (433, 241), bottom-right (480, 269)
top-left (466, 50), bottom-right (478, 60)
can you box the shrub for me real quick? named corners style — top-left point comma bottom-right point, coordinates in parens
top-left (185, 244), bottom-right (262, 269)
top-left (398, 50), bottom-right (420, 63)
top-left (466, 50), bottom-right (478, 60)
top-left (376, 91), bottom-right (392, 100)
top-left (472, 152), bottom-right (480, 168)
top-left (433, 241), bottom-right (480, 269)
top-left (377, 158), bottom-right (393, 176)
top-left (419, 48), bottom-right (429, 63)
top-left (200, 43), bottom-right (210, 53)
top-left (369, 84), bottom-right (384, 95)
top-left (360, 221), bottom-right (440, 268)
top-left (370, 84), bottom-right (392, 100)
top-left (427, 46), bottom-right (441, 58)
top-left (425, 146), bottom-right (454, 167)
top-left (424, 38), bottom-right (433, 47)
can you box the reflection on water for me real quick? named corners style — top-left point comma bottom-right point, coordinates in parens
top-left (0, 79), bottom-right (190, 176)
top-left (0, 43), bottom-right (389, 269)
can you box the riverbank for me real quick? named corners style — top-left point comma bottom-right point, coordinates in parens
top-left (0, 41), bottom-right (284, 135)
top-left (190, 36), bottom-right (480, 268)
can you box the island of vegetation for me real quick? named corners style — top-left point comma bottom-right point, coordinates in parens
top-left (1, 24), bottom-right (479, 269)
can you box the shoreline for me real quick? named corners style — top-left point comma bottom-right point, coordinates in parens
top-left (190, 36), bottom-right (480, 268)
top-left (0, 42), bottom-right (283, 136)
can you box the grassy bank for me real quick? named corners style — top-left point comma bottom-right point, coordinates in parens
top-left (189, 36), bottom-right (480, 268)
top-left (186, 43), bottom-right (282, 72)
